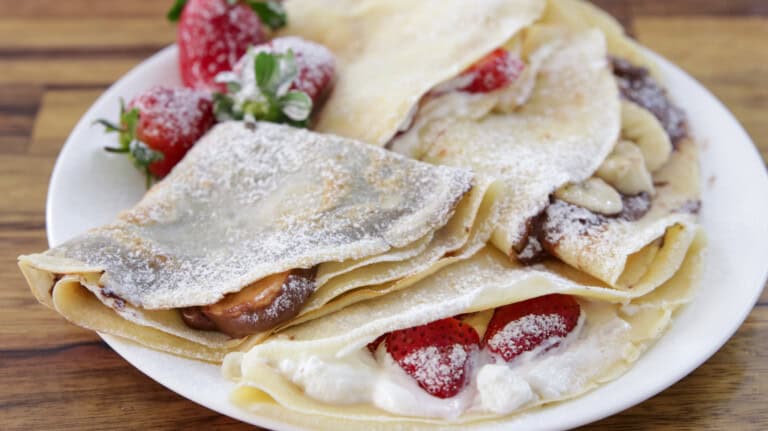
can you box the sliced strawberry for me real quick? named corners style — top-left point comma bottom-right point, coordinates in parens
top-left (385, 318), bottom-right (479, 399)
top-left (459, 48), bottom-right (525, 93)
top-left (482, 294), bottom-right (581, 362)
top-left (174, 0), bottom-right (270, 92)
top-left (96, 86), bottom-right (214, 186)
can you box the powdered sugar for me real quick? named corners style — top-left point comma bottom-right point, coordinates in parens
top-left (48, 121), bottom-right (473, 309)
top-left (177, 0), bottom-right (266, 91)
top-left (128, 86), bottom-right (213, 147)
top-left (399, 31), bottom-right (620, 253)
top-left (486, 313), bottom-right (568, 358)
top-left (541, 199), bottom-right (606, 247)
top-left (260, 37), bottom-right (335, 99)
top-left (402, 344), bottom-right (470, 395)
top-left (220, 36), bottom-right (335, 110)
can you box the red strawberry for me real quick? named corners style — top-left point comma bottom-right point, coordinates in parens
top-left (96, 86), bottom-right (214, 186)
top-left (215, 37), bottom-right (336, 125)
top-left (459, 48), bottom-right (525, 93)
top-left (172, 0), bottom-right (273, 92)
top-left (251, 36), bottom-right (336, 105)
top-left (385, 318), bottom-right (479, 399)
top-left (482, 294), bottom-right (581, 362)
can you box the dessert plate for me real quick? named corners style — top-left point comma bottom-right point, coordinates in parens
top-left (46, 44), bottom-right (768, 430)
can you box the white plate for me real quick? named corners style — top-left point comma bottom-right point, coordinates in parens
top-left (46, 44), bottom-right (768, 430)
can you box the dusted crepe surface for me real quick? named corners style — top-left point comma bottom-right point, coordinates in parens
top-left (281, 0), bottom-right (546, 145)
top-left (545, 138), bottom-right (700, 289)
top-left (30, 121), bottom-right (473, 309)
top-left (414, 30), bottom-right (620, 251)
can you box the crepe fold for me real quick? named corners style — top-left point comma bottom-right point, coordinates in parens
top-left (380, 16), bottom-right (700, 294)
top-left (224, 231), bottom-right (705, 428)
top-left (19, 121), bottom-right (501, 362)
top-left (280, 0), bottom-right (546, 146)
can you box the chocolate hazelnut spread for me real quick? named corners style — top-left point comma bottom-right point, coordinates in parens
top-left (181, 267), bottom-right (317, 338)
top-left (180, 307), bottom-right (217, 331)
top-left (619, 192), bottom-right (651, 221)
top-left (611, 56), bottom-right (688, 147)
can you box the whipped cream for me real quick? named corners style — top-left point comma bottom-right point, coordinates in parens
top-left (273, 301), bottom-right (633, 419)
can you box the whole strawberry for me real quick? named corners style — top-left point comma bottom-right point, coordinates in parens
top-left (168, 0), bottom-right (287, 92)
top-left (385, 317), bottom-right (480, 399)
top-left (483, 294), bottom-right (581, 362)
top-left (96, 86), bottom-right (214, 187)
top-left (214, 37), bottom-right (336, 125)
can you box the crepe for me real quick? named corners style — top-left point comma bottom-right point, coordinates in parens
top-left (19, 121), bottom-right (499, 362)
top-left (225, 232), bottom-right (704, 428)
top-left (542, 0), bottom-right (661, 79)
top-left (280, 0), bottom-right (546, 145)
top-left (382, 14), bottom-right (700, 295)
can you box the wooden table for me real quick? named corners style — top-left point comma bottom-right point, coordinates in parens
top-left (1, 1), bottom-right (766, 429)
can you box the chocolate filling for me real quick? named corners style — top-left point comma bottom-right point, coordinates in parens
top-left (181, 267), bottom-right (317, 338)
top-left (610, 56), bottom-right (688, 147)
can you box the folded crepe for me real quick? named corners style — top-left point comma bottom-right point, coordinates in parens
top-left (280, 0), bottom-right (546, 145)
top-left (378, 9), bottom-right (700, 295)
top-left (19, 121), bottom-right (501, 362)
top-left (279, 0), bottom-right (699, 295)
top-left (224, 232), bottom-right (705, 428)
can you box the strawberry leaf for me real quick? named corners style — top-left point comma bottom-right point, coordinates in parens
top-left (279, 90), bottom-right (312, 121)
top-left (247, 1), bottom-right (287, 31)
top-left (129, 141), bottom-right (164, 189)
top-left (213, 92), bottom-right (239, 121)
top-left (254, 51), bottom-right (279, 93)
top-left (166, 0), bottom-right (188, 22)
top-left (273, 50), bottom-right (298, 96)
top-left (129, 140), bottom-right (164, 167)
top-left (120, 105), bottom-right (140, 149)
top-left (95, 100), bottom-right (160, 189)
top-left (215, 49), bottom-right (313, 126)
top-left (93, 119), bottom-right (122, 133)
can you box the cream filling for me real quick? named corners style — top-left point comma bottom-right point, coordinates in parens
top-left (274, 301), bottom-right (632, 419)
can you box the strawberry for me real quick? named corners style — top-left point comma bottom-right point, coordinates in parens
top-left (459, 48), bottom-right (525, 93)
top-left (168, 0), bottom-right (288, 92)
top-left (250, 37), bottom-right (336, 105)
top-left (385, 318), bottom-right (479, 399)
top-left (482, 294), bottom-right (581, 362)
top-left (214, 37), bottom-right (336, 126)
top-left (96, 86), bottom-right (214, 187)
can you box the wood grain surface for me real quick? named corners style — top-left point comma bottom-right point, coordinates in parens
top-left (1, 1), bottom-right (766, 430)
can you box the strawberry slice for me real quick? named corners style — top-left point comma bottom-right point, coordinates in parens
top-left (385, 318), bottom-right (479, 399)
top-left (482, 294), bottom-right (581, 362)
top-left (169, 0), bottom-right (287, 92)
top-left (96, 86), bottom-right (214, 186)
top-left (459, 48), bottom-right (525, 93)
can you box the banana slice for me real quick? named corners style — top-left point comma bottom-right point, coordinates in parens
top-left (621, 100), bottom-right (672, 172)
top-left (597, 140), bottom-right (655, 195)
top-left (554, 177), bottom-right (623, 215)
